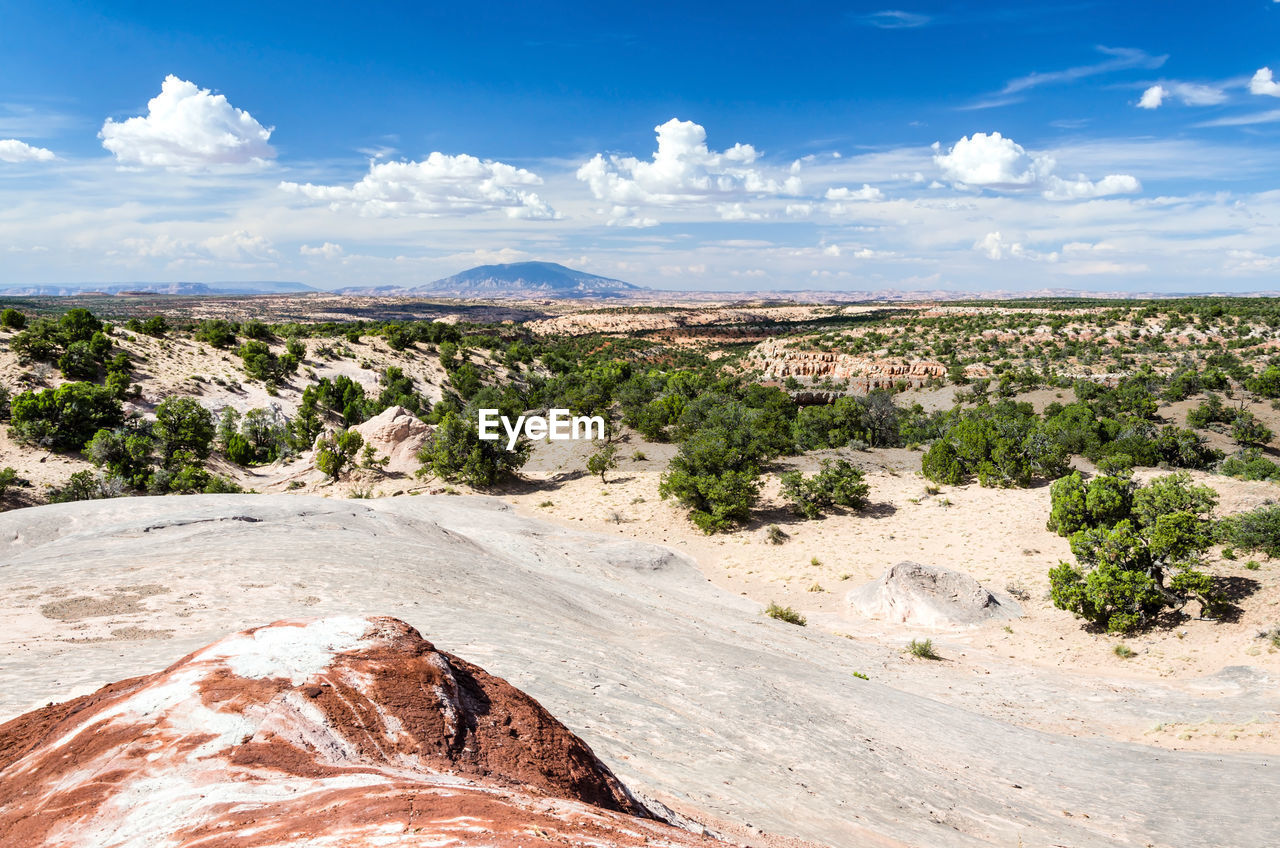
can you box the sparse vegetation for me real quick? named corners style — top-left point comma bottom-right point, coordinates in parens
top-left (587, 443), bottom-right (619, 483)
top-left (316, 429), bottom-right (364, 480)
top-left (906, 638), bottom-right (940, 659)
top-left (765, 602), bottom-right (807, 626)
top-left (780, 459), bottom-right (870, 519)
top-left (1217, 505), bottom-right (1280, 558)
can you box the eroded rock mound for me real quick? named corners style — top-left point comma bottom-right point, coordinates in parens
top-left (0, 616), bottom-right (718, 848)
top-left (847, 561), bottom-right (1021, 627)
top-left (746, 337), bottom-right (991, 393)
top-left (349, 405), bottom-right (433, 474)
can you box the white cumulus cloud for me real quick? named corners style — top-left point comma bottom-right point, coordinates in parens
top-left (577, 118), bottom-right (800, 224)
top-left (300, 242), bottom-right (344, 259)
top-left (825, 184), bottom-right (884, 202)
top-left (934, 132), bottom-right (1046, 188)
top-left (0, 138), bottom-right (56, 163)
top-left (934, 131), bottom-right (1140, 200)
top-left (1251, 67), bottom-right (1280, 96)
top-left (1042, 173), bottom-right (1142, 200)
top-left (100, 75), bottom-right (275, 170)
top-left (280, 154), bottom-right (557, 219)
top-left (1138, 85), bottom-right (1167, 109)
top-left (974, 232), bottom-right (1058, 262)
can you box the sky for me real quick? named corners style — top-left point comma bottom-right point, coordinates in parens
top-left (1, 0), bottom-right (1279, 293)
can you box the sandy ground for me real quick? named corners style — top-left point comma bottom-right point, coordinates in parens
top-left (491, 432), bottom-right (1280, 756)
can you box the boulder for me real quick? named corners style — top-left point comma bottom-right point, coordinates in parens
top-left (349, 404), bottom-right (433, 474)
top-left (0, 616), bottom-right (720, 848)
top-left (846, 561), bottom-right (1021, 627)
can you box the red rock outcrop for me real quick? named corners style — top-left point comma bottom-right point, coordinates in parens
top-left (0, 617), bottom-right (721, 848)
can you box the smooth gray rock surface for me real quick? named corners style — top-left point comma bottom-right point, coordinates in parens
top-left (1, 495), bottom-right (1275, 848)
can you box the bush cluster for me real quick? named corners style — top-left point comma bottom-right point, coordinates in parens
top-left (1047, 472), bottom-right (1222, 633)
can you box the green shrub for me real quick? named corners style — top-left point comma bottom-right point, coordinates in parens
top-left (1246, 365), bottom-right (1280, 399)
top-left (9, 382), bottom-right (123, 451)
top-left (586, 443), bottom-right (619, 483)
top-left (48, 470), bottom-right (125, 502)
top-left (921, 402), bottom-right (1066, 488)
top-left (0, 467), bottom-right (19, 498)
top-left (1049, 472), bottom-right (1221, 633)
top-left (1046, 471), bottom-right (1134, 536)
top-left (154, 397), bottom-right (215, 464)
top-left (765, 602), bottom-right (806, 626)
top-left (1217, 505), bottom-right (1280, 558)
top-left (780, 459), bottom-right (870, 519)
top-left (0, 307), bottom-right (26, 330)
top-left (906, 638), bottom-right (940, 659)
top-left (238, 408), bottom-right (291, 463)
top-left (140, 315), bottom-right (168, 337)
top-left (57, 341), bottom-right (99, 380)
top-left (226, 432), bottom-right (254, 466)
top-left (420, 403), bottom-right (530, 488)
top-left (237, 340), bottom-right (299, 383)
top-left (194, 319), bottom-right (238, 348)
top-left (921, 440), bottom-right (963, 485)
top-left (1187, 394), bottom-right (1233, 429)
top-left (659, 427), bottom-right (761, 533)
top-left (240, 319), bottom-right (271, 340)
top-left (85, 428), bottom-right (154, 488)
top-left (1231, 411), bottom-right (1274, 448)
top-left (316, 429), bottom-right (364, 480)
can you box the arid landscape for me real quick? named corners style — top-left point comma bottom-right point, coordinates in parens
top-left (8, 4), bottom-right (1280, 844)
top-left (2, 290), bottom-right (1279, 847)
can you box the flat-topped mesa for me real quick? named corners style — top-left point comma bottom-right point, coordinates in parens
top-left (0, 617), bottom-right (721, 848)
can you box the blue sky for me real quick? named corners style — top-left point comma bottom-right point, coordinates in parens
top-left (2, 0), bottom-right (1279, 292)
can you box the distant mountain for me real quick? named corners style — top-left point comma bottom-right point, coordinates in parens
top-left (383, 262), bottom-right (643, 298)
top-left (0, 281), bottom-right (316, 297)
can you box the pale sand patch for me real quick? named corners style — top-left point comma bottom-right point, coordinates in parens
top-left (499, 432), bottom-right (1280, 754)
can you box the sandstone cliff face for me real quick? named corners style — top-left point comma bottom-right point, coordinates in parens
top-left (746, 338), bottom-right (976, 393)
top-left (0, 616), bottom-right (718, 848)
top-left (526, 305), bottom-right (839, 337)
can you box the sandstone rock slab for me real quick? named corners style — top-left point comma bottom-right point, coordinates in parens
top-left (847, 561), bottom-right (1022, 627)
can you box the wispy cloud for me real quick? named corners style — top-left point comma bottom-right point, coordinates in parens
top-left (1137, 81), bottom-right (1227, 109)
top-left (956, 96), bottom-right (1024, 112)
top-left (1001, 46), bottom-right (1167, 95)
top-left (0, 103), bottom-right (82, 139)
top-left (1194, 109), bottom-right (1280, 128)
top-left (857, 10), bottom-right (932, 29)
